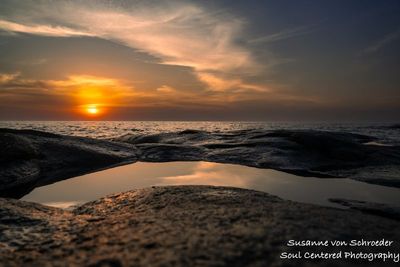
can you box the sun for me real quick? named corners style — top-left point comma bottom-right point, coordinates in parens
top-left (80, 104), bottom-right (104, 118)
top-left (86, 105), bottom-right (99, 115)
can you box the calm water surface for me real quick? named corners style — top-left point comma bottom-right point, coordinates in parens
top-left (22, 161), bottom-right (400, 209)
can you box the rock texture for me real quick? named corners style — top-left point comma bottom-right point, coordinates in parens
top-left (0, 128), bottom-right (137, 198)
top-left (1, 128), bottom-right (399, 199)
top-left (113, 129), bottom-right (400, 187)
top-left (1, 186), bottom-right (399, 267)
top-left (330, 198), bottom-right (400, 220)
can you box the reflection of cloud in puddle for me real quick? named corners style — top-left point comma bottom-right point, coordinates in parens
top-left (43, 201), bottom-right (82, 209)
top-left (23, 161), bottom-right (400, 209)
top-left (158, 162), bottom-right (252, 188)
top-left (194, 161), bottom-right (220, 170)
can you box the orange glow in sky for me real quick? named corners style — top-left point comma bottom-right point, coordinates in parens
top-left (58, 75), bottom-right (132, 118)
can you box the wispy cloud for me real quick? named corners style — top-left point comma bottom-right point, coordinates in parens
top-left (363, 29), bottom-right (400, 54)
top-left (196, 73), bottom-right (267, 92)
top-left (156, 85), bottom-right (177, 93)
top-left (0, 72), bottom-right (20, 84)
top-left (0, 1), bottom-right (262, 92)
top-left (248, 25), bottom-right (316, 44)
top-left (0, 20), bottom-right (92, 37)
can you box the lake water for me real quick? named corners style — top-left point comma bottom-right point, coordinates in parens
top-left (22, 161), bottom-right (400, 209)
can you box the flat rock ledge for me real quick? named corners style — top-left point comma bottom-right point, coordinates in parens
top-left (1, 186), bottom-right (399, 267)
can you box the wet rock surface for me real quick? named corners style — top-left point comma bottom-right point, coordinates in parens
top-left (329, 198), bottom-right (400, 221)
top-left (113, 129), bottom-right (400, 188)
top-left (1, 186), bottom-right (399, 267)
top-left (1, 128), bottom-right (399, 199)
top-left (0, 128), bottom-right (137, 198)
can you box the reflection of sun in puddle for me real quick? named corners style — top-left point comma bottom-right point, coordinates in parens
top-left (194, 161), bottom-right (219, 170)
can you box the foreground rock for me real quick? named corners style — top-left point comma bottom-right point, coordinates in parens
top-left (0, 128), bottom-right (137, 198)
top-left (0, 186), bottom-right (399, 267)
top-left (114, 129), bottom-right (400, 188)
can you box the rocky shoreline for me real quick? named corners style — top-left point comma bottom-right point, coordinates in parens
top-left (1, 128), bottom-right (399, 199)
top-left (1, 128), bottom-right (399, 266)
top-left (1, 186), bottom-right (399, 267)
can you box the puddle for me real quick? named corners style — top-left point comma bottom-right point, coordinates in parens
top-left (22, 161), bottom-right (400, 209)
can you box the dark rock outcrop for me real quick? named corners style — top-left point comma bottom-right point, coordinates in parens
top-left (0, 128), bottom-right (137, 198)
top-left (1, 186), bottom-right (399, 266)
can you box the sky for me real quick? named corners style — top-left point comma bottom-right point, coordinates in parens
top-left (0, 0), bottom-right (399, 121)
